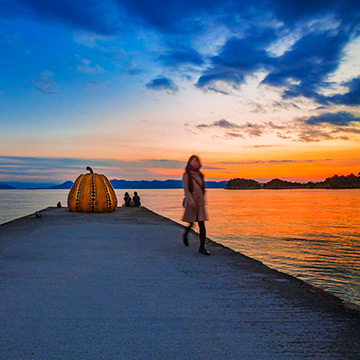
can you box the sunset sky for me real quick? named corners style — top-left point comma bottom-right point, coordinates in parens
top-left (1, 0), bottom-right (359, 184)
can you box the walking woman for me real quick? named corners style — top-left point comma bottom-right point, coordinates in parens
top-left (182, 155), bottom-right (210, 255)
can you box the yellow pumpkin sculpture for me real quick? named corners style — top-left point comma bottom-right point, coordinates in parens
top-left (68, 166), bottom-right (118, 212)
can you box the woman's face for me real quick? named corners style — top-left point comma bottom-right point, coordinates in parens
top-left (190, 157), bottom-right (200, 170)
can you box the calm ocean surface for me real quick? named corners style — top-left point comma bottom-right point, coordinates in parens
top-left (1, 188), bottom-right (359, 305)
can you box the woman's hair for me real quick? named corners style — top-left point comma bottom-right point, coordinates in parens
top-left (185, 155), bottom-right (205, 193)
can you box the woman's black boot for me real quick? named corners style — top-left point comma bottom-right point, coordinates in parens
top-left (183, 223), bottom-right (192, 246)
top-left (182, 233), bottom-right (189, 246)
top-left (199, 246), bottom-right (210, 255)
top-left (198, 221), bottom-right (210, 255)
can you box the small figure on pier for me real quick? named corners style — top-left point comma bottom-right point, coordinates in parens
top-left (57, 201), bottom-right (62, 208)
top-left (124, 192), bottom-right (131, 207)
top-left (133, 192), bottom-right (141, 207)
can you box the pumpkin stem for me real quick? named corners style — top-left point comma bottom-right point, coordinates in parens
top-left (86, 166), bottom-right (94, 174)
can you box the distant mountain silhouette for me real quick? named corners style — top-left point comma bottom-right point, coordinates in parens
top-left (0, 179), bottom-right (227, 189)
top-left (0, 182), bottom-right (56, 189)
top-left (48, 181), bottom-right (74, 189)
top-left (0, 184), bottom-right (16, 189)
top-left (110, 179), bottom-right (227, 189)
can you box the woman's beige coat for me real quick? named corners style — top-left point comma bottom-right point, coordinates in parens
top-left (182, 171), bottom-right (208, 222)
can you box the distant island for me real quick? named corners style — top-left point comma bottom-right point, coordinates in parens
top-left (227, 173), bottom-right (360, 189)
top-left (226, 178), bottom-right (261, 189)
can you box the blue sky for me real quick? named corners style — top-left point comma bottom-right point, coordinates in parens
top-left (0, 0), bottom-right (359, 183)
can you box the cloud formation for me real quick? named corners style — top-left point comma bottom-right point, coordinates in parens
top-left (146, 76), bottom-right (178, 92)
top-left (76, 59), bottom-right (105, 74)
top-left (158, 47), bottom-right (204, 67)
top-left (26, 70), bottom-right (57, 95)
top-left (1, 0), bottom-right (121, 35)
top-left (2, 0), bottom-right (359, 108)
top-left (304, 111), bottom-right (360, 126)
top-left (196, 119), bottom-right (265, 137)
top-left (221, 159), bottom-right (333, 165)
top-left (195, 111), bottom-right (360, 142)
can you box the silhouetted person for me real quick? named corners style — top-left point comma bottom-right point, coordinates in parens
top-left (182, 155), bottom-right (209, 255)
top-left (57, 201), bottom-right (62, 208)
top-left (133, 192), bottom-right (141, 207)
top-left (124, 192), bottom-right (131, 207)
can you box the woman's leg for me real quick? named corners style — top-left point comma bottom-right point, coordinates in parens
top-left (198, 221), bottom-right (210, 255)
top-left (183, 222), bottom-right (193, 246)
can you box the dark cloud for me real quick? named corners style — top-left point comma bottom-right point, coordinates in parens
top-left (158, 48), bottom-right (204, 67)
top-left (289, 112), bottom-right (360, 142)
top-left (196, 119), bottom-right (264, 137)
top-left (196, 119), bottom-right (241, 129)
top-left (196, 34), bottom-right (276, 91)
top-left (295, 129), bottom-right (332, 142)
top-left (146, 76), bottom-right (178, 92)
top-left (2, 0), bottom-right (359, 109)
top-left (2, 0), bottom-right (121, 35)
top-left (195, 26), bottom-right (357, 105)
top-left (272, 0), bottom-right (360, 27)
top-left (225, 132), bottom-right (244, 138)
top-left (262, 31), bottom-right (350, 102)
top-left (241, 123), bottom-right (264, 137)
top-left (4, 0), bottom-right (360, 37)
top-left (116, 0), bottom-right (226, 34)
top-left (325, 77), bottom-right (360, 106)
top-left (304, 111), bottom-right (360, 126)
top-left (194, 114), bottom-right (360, 143)
top-left (266, 121), bottom-right (287, 130)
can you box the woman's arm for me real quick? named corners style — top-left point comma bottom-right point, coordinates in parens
top-left (182, 173), bottom-right (195, 207)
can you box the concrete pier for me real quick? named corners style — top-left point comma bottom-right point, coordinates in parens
top-left (1, 207), bottom-right (360, 359)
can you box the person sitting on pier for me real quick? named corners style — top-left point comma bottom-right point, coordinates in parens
top-left (132, 192), bottom-right (141, 207)
top-left (182, 154), bottom-right (210, 255)
top-left (124, 192), bottom-right (131, 207)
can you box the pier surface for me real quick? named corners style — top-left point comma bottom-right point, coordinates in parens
top-left (1, 207), bottom-right (360, 359)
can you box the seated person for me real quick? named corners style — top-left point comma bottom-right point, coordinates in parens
top-left (124, 192), bottom-right (131, 207)
top-left (132, 191), bottom-right (141, 207)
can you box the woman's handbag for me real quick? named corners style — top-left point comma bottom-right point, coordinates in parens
top-left (182, 175), bottom-right (204, 208)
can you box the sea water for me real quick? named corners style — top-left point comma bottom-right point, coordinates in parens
top-left (0, 188), bottom-right (359, 305)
